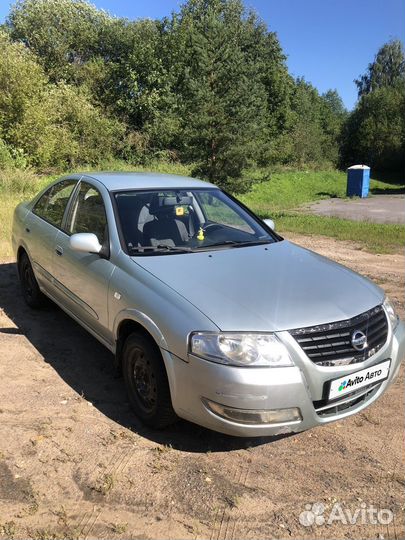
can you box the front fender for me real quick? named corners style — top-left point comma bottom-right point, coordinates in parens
top-left (112, 308), bottom-right (184, 401)
top-left (109, 258), bottom-right (220, 361)
top-left (113, 307), bottom-right (169, 351)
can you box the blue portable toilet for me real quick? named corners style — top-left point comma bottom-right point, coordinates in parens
top-left (347, 164), bottom-right (370, 198)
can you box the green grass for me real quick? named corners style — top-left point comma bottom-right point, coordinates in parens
top-left (0, 165), bottom-right (404, 258)
top-left (238, 169), bottom-right (405, 254)
top-left (240, 169), bottom-right (404, 214)
top-left (272, 211), bottom-right (405, 254)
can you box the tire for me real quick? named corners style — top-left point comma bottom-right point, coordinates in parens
top-left (122, 332), bottom-right (177, 429)
top-left (18, 252), bottom-right (46, 309)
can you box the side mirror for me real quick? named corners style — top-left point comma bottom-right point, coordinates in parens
top-left (263, 218), bottom-right (275, 231)
top-left (70, 233), bottom-right (102, 255)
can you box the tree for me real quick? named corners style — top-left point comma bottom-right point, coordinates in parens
top-left (319, 90), bottom-right (347, 164)
top-left (278, 79), bottom-right (345, 167)
top-left (355, 39), bottom-right (405, 98)
top-left (6, 0), bottom-right (181, 155)
top-left (236, 13), bottom-right (293, 167)
top-left (341, 86), bottom-right (405, 173)
top-left (167, 0), bottom-right (268, 191)
top-left (6, 0), bottom-right (111, 83)
top-left (1, 0), bottom-right (348, 174)
top-left (342, 40), bottom-right (405, 175)
top-left (287, 79), bottom-right (325, 166)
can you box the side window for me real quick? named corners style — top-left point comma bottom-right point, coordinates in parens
top-left (33, 180), bottom-right (76, 228)
top-left (68, 182), bottom-right (108, 245)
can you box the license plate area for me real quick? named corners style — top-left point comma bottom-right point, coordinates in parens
top-left (327, 359), bottom-right (391, 401)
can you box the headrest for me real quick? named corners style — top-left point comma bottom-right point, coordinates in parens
top-left (149, 194), bottom-right (193, 215)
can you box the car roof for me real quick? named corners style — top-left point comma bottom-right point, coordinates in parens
top-left (65, 172), bottom-right (217, 191)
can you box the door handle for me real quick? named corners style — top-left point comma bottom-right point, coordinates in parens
top-left (55, 246), bottom-right (64, 256)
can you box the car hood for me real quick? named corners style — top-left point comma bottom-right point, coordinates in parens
top-left (132, 240), bottom-right (384, 332)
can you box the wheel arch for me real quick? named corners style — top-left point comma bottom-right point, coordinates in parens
top-left (17, 245), bottom-right (28, 265)
top-left (16, 245), bottom-right (31, 276)
top-left (114, 309), bottom-right (169, 371)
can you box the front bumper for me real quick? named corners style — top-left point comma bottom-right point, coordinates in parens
top-left (162, 320), bottom-right (405, 437)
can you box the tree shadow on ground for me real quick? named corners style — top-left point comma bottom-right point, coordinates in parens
top-left (370, 171), bottom-right (404, 185)
top-left (370, 170), bottom-right (405, 193)
top-left (315, 192), bottom-right (341, 198)
top-left (0, 261), bottom-right (292, 453)
top-left (369, 186), bottom-right (405, 195)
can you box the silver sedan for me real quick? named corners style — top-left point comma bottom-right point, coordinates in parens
top-left (12, 172), bottom-right (405, 436)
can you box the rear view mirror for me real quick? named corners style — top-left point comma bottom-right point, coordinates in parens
top-left (70, 233), bottom-right (102, 254)
top-left (263, 218), bottom-right (275, 231)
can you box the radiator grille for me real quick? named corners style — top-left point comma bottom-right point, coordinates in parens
top-left (290, 305), bottom-right (388, 366)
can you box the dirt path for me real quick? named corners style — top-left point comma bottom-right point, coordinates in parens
top-left (303, 194), bottom-right (405, 224)
top-left (0, 234), bottom-right (403, 540)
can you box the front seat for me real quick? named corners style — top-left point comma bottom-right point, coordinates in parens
top-left (143, 201), bottom-right (190, 247)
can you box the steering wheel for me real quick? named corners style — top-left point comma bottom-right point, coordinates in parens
top-left (192, 222), bottom-right (223, 239)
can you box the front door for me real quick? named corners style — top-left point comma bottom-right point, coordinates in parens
top-left (52, 181), bottom-right (115, 345)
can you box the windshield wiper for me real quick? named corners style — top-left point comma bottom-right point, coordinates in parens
top-left (197, 239), bottom-right (272, 249)
top-left (231, 239), bottom-right (272, 247)
top-left (155, 244), bottom-right (195, 252)
top-left (129, 244), bottom-right (194, 254)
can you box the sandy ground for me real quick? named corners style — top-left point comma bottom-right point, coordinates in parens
top-left (0, 233), bottom-right (404, 540)
top-left (304, 194), bottom-right (405, 224)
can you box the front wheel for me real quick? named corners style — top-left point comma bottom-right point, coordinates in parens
top-left (18, 252), bottom-right (46, 308)
top-left (122, 333), bottom-right (177, 429)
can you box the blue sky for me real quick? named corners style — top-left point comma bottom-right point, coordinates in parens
top-left (1, 0), bottom-right (404, 110)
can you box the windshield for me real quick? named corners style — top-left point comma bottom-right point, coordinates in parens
top-left (114, 188), bottom-right (277, 254)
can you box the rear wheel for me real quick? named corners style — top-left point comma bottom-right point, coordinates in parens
top-left (122, 332), bottom-right (177, 429)
top-left (18, 252), bottom-right (46, 308)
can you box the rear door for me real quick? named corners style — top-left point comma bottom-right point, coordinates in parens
top-left (25, 179), bottom-right (77, 292)
top-left (51, 180), bottom-right (115, 345)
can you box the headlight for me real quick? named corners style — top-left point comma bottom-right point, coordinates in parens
top-left (189, 332), bottom-right (293, 367)
top-left (383, 297), bottom-right (399, 330)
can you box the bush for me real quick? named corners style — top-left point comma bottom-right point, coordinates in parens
top-left (14, 83), bottom-right (126, 169)
top-left (0, 29), bottom-right (46, 142)
top-left (0, 140), bottom-right (14, 169)
top-left (0, 140), bottom-right (29, 169)
top-left (0, 29), bottom-right (128, 170)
